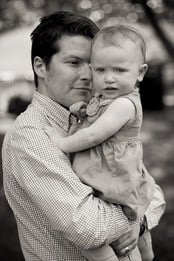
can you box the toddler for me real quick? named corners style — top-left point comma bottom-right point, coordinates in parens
top-left (45, 25), bottom-right (164, 261)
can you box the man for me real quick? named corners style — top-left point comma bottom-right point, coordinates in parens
top-left (2, 11), bottom-right (165, 261)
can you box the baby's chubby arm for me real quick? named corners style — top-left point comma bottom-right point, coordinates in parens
top-left (45, 97), bottom-right (135, 153)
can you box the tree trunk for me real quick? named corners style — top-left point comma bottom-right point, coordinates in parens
top-left (133, 0), bottom-right (174, 60)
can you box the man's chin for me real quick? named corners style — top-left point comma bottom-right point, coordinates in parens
top-left (76, 93), bottom-right (91, 103)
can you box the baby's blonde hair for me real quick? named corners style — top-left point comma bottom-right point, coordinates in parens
top-left (91, 24), bottom-right (146, 63)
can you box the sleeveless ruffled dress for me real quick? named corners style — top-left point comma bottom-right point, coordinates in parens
top-left (72, 89), bottom-right (155, 220)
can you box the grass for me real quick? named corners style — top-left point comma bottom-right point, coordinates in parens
top-left (0, 106), bottom-right (174, 260)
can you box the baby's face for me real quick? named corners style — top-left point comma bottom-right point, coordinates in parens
top-left (90, 38), bottom-right (147, 99)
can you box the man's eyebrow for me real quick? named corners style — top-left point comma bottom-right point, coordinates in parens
top-left (64, 55), bottom-right (81, 60)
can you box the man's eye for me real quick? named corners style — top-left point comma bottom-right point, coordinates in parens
top-left (69, 60), bottom-right (79, 66)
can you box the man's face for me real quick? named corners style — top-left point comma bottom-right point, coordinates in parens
top-left (40, 34), bottom-right (93, 108)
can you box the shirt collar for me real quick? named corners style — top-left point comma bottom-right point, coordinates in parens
top-left (32, 90), bottom-right (78, 132)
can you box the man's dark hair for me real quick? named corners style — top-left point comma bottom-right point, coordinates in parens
top-left (30, 11), bottom-right (99, 87)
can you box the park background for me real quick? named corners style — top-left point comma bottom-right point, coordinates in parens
top-left (0, 0), bottom-right (174, 260)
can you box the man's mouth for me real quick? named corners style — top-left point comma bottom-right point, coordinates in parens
top-left (75, 86), bottom-right (91, 91)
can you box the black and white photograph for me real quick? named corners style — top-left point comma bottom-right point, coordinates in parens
top-left (0, 1), bottom-right (174, 260)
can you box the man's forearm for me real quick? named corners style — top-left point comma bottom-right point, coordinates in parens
top-left (65, 196), bottom-right (130, 249)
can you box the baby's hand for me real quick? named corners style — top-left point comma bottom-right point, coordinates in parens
top-left (70, 101), bottom-right (87, 119)
top-left (43, 126), bottom-right (62, 147)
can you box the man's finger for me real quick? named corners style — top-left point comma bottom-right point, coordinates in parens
top-left (113, 237), bottom-right (136, 252)
top-left (118, 243), bottom-right (137, 257)
top-left (114, 229), bottom-right (132, 245)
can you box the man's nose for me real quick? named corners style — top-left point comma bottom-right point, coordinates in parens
top-left (80, 64), bottom-right (91, 81)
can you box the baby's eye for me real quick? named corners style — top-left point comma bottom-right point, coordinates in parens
top-left (114, 68), bottom-right (126, 73)
top-left (95, 68), bottom-right (104, 73)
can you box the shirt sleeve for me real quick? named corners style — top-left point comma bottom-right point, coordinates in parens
top-left (8, 125), bottom-right (130, 250)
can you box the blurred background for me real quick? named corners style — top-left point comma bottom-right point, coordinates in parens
top-left (0, 0), bottom-right (174, 260)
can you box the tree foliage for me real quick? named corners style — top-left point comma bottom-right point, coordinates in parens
top-left (0, 0), bottom-right (174, 60)
top-left (0, 0), bottom-right (174, 33)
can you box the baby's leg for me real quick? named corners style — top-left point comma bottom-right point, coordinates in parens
top-left (138, 230), bottom-right (154, 261)
top-left (81, 244), bottom-right (119, 261)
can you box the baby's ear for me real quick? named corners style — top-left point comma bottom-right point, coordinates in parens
top-left (138, 64), bottom-right (148, 82)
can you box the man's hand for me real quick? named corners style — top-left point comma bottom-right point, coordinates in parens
top-left (111, 222), bottom-right (140, 257)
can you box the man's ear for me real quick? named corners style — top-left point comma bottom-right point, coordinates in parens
top-left (33, 56), bottom-right (46, 79)
top-left (138, 64), bottom-right (148, 82)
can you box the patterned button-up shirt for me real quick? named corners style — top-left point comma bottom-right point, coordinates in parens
top-left (2, 91), bottom-right (142, 261)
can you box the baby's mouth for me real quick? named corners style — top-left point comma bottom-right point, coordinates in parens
top-left (105, 87), bottom-right (118, 91)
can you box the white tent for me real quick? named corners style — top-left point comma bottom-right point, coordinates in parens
top-left (0, 25), bottom-right (35, 74)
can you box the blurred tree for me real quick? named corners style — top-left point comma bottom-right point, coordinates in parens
top-left (0, 0), bottom-right (174, 64)
top-left (131, 0), bottom-right (174, 60)
top-left (0, 0), bottom-right (174, 34)
top-left (165, 0), bottom-right (174, 8)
